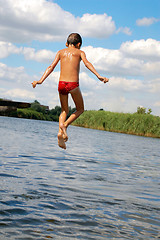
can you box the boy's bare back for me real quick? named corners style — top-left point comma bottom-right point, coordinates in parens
top-left (59, 46), bottom-right (82, 82)
top-left (58, 44), bottom-right (108, 84)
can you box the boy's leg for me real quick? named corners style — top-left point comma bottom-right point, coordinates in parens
top-left (59, 93), bottom-right (68, 128)
top-left (64, 87), bottom-right (84, 127)
top-left (58, 94), bottom-right (69, 149)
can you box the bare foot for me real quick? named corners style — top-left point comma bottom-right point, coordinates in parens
top-left (63, 131), bottom-right (68, 142)
top-left (60, 124), bottom-right (68, 142)
top-left (57, 132), bottom-right (66, 149)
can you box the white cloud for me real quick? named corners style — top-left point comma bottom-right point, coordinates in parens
top-left (79, 13), bottom-right (116, 38)
top-left (43, 71), bottom-right (60, 88)
top-left (0, 0), bottom-right (74, 42)
top-left (82, 46), bottom-right (143, 76)
top-left (136, 17), bottom-right (160, 26)
top-left (109, 77), bottom-right (145, 91)
top-left (0, 41), bottom-right (56, 63)
top-left (120, 39), bottom-right (160, 61)
top-left (80, 72), bottom-right (102, 90)
top-left (0, 0), bottom-right (116, 42)
top-left (143, 61), bottom-right (160, 76)
top-left (116, 27), bottom-right (132, 35)
top-left (101, 96), bottom-right (139, 113)
top-left (22, 47), bottom-right (56, 63)
top-left (0, 61), bottom-right (39, 103)
top-left (4, 88), bottom-right (35, 100)
top-left (154, 101), bottom-right (160, 107)
top-left (147, 78), bottom-right (160, 93)
top-left (82, 38), bottom-right (160, 77)
top-left (0, 41), bottom-right (22, 58)
top-left (0, 63), bottom-right (28, 83)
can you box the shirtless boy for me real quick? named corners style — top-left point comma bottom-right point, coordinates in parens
top-left (32, 33), bottom-right (109, 149)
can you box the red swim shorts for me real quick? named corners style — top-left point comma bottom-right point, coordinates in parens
top-left (58, 81), bottom-right (79, 95)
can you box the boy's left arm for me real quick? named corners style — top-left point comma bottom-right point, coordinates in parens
top-left (32, 51), bottom-right (60, 88)
top-left (81, 51), bottom-right (109, 83)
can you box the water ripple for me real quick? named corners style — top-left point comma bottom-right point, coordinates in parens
top-left (0, 173), bottom-right (23, 178)
top-left (0, 117), bottom-right (160, 239)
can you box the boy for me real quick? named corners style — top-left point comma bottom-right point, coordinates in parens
top-left (32, 33), bottom-right (109, 149)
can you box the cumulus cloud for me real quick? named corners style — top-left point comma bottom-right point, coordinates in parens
top-left (22, 47), bottom-right (56, 63)
top-left (101, 95), bottom-right (140, 113)
top-left (136, 17), bottom-right (160, 26)
top-left (109, 77), bottom-right (145, 91)
top-left (4, 88), bottom-right (35, 100)
top-left (0, 0), bottom-right (116, 43)
top-left (120, 39), bottom-right (160, 61)
top-left (147, 78), bottom-right (160, 93)
top-left (116, 27), bottom-right (132, 35)
top-left (0, 62), bottom-right (38, 101)
top-left (79, 13), bottom-right (116, 38)
top-left (82, 38), bottom-right (160, 77)
top-left (80, 72), bottom-right (102, 90)
top-left (0, 41), bottom-right (56, 63)
top-left (82, 46), bottom-right (143, 76)
top-left (0, 63), bottom-right (28, 83)
top-left (0, 41), bottom-right (22, 58)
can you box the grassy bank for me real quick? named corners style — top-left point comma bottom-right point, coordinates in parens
top-left (73, 110), bottom-right (160, 138)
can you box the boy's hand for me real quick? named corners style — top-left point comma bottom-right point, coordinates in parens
top-left (103, 77), bottom-right (109, 83)
top-left (32, 81), bottom-right (38, 88)
top-left (98, 76), bottom-right (109, 83)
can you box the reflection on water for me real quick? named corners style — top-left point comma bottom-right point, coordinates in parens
top-left (0, 116), bottom-right (160, 239)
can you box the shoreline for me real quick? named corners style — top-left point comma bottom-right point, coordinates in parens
top-left (72, 123), bottom-right (160, 138)
top-left (1, 109), bottom-right (160, 139)
top-left (72, 110), bottom-right (160, 139)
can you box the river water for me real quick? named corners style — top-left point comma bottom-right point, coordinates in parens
top-left (0, 116), bottom-right (159, 239)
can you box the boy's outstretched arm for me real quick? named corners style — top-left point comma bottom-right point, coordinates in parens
top-left (81, 51), bottom-right (109, 83)
top-left (32, 51), bottom-right (60, 88)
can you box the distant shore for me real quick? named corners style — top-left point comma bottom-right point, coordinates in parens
top-left (72, 110), bottom-right (160, 138)
top-left (1, 108), bottom-right (160, 138)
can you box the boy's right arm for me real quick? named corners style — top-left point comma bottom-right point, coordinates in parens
top-left (81, 51), bottom-right (109, 83)
top-left (32, 51), bottom-right (60, 88)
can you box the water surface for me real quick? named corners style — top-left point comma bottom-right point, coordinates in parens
top-left (0, 116), bottom-right (160, 239)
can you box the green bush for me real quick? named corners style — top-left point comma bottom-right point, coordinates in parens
top-left (9, 104), bottom-right (76, 123)
top-left (17, 109), bottom-right (46, 120)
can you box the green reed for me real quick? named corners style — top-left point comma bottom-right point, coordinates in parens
top-left (73, 110), bottom-right (160, 138)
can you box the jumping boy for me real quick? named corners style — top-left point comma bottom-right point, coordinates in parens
top-left (32, 33), bottom-right (109, 149)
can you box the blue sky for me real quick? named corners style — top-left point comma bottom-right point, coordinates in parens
top-left (0, 0), bottom-right (160, 115)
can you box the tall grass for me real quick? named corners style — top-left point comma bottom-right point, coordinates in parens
top-left (73, 110), bottom-right (160, 138)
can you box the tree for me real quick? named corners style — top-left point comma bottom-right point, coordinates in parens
top-left (136, 106), bottom-right (152, 115)
top-left (137, 106), bottom-right (146, 114)
top-left (147, 108), bottom-right (152, 115)
top-left (31, 100), bottom-right (46, 113)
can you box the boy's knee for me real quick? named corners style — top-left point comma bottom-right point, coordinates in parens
top-left (62, 109), bottom-right (69, 115)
